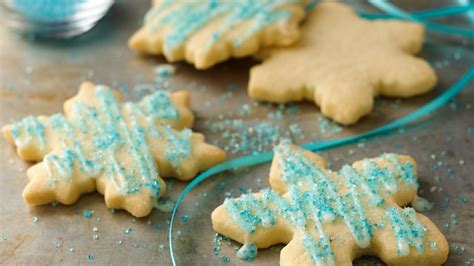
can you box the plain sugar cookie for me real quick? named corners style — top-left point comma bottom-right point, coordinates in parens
top-left (248, 2), bottom-right (437, 125)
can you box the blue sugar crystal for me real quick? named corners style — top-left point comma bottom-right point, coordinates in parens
top-left (82, 209), bottom-right (94, 218)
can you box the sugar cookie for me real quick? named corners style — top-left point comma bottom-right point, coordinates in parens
top-left (249, 2), bottom-right (437, 125)
top-left (3, 82), bottom-right (226, 217)
top-left (129, 0), bottom-right (307, 69)
top-left (212, 142), bottom-right (448, 265)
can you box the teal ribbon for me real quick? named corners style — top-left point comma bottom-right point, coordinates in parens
top-left (169, 66), bottom-right (474, 265)
top-left (360, 4), bottom-right (474, 19)
top-left (411, 5), bottom-right (474, 19)
top-left (367, 0), bottom-right (474, 37)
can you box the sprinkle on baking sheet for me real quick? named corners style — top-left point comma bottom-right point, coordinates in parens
top-left (180, 215), bottom-right (189, 222)
top-left (212, 234), bottom-right (231, 264)
top-left (82, 209), bottom-right (95, 219)
top-left (123, 227), bottom-right (135, 235)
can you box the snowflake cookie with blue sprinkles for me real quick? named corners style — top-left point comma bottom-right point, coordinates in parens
top-left (128, 0), bottom-right (308, 69)
top-left (212, 141), bottom-right (448, 265)
top-left (2, 82), bottom-right (226, 217)
top-left (249, 1), bottom-right (437, 125)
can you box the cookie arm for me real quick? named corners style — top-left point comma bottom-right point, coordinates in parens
top-left (147, 128), bottom-right (226, 181)
top-left (351, 154), bottom-right (419, 206)
top-left (2, 82), bottom-right (114, 162)
top-left (3, 115), bottom-right (67, 161)
top-left (23, 151), bottom-right (97, 206)
top-left (211, 201), bottom-right (293, 248)
top-left (370, 211), bottom-right (449, 266)
top-left (249, 60), bottom-right (377, 125)
top-left (350, 155), bottom-right (449, 265)
top-left (378, 53), bottom-right (437, 98)
top-left (270, 144), bottom-right (328, 194)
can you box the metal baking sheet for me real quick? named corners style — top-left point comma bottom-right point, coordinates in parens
top-left (0, 0), bottom-right (473, 265)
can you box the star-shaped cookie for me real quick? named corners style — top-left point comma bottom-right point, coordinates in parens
top-left (129, 0), bottom-right (307, 69)
top-left (3, 82), bottom-right (226, 217)
top-left (249, 2), bottom-right (437, 125)
top-left (212, 142), bottom-right (448, 265)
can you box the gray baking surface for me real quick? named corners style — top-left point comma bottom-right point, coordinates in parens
top-left (0, 0), bottom-right (473, 265)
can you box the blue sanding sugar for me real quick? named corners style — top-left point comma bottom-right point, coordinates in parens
top-left (10, 0), bottom-right (89, 22)
top-left (82, 209), bottom-right (94, 218)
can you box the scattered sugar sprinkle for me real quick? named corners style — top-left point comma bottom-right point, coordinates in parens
top-left (206, 120), bottom-right (289, 155)
top-left (82, 209), bottom-right (94, 218)
top-left (440, 197), bottom-right (449, 209)
top-left (32, 216), bottom-right (39, 223)
top-left (213, 234), bottom-right (231, 264)
top-left (466, 258), bottom-right (474, 265)
top-left (429, 241), bottom-right (438, 251)
top-left (123, 227), bottom-right (135, 235)
top-left (154, 224), bottom-right (162, 231)
top-left (154, 64), bottom-right (176, 79)
top-left (453, 245), bottom-right (466, 256)
top-left (318, 116), bottom-right (342, 135)
top-left (450, 212), bottom-right (457, 227)
top-left (180, 215), bottom-right (189, 222)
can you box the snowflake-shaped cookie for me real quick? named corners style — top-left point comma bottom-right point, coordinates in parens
top-left (212, 142), bottom-right (448, 265)
top-left (3, 82), bottom-right (226, 217)
top-left (249, 2), bottom-right (437, 124)
top-left (129, 0), bottom-right (307, 69)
